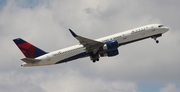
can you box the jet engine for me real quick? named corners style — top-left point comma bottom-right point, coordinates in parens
top-left (103, 40), bottom-right (119, 50)
top-left (100, 48), bottom-right (119, 57)
top-left (100, 40), bottom-right (119, 57)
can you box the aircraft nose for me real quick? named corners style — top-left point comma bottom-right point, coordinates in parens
top-left (164, 27), bottom-right (169, 32)
top-left (160, 26), bottom-right (169, 33)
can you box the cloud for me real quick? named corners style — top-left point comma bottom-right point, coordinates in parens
top-left (41, 71), bottom-right (138, 92)
top-left (0, 0), bottom-right (180, 92)
top-left (0, 71), bottom-right (45, 92)
top-left (0, 70), bottom-right (138, 92)
top-left (160, 84), bottom-right (180, 92)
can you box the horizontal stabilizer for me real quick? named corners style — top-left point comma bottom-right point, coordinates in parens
top-left (21, 58), bottom-right (41, 63)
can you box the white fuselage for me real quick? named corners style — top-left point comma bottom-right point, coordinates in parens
top-left (22, 24), bottom-right (169, 67)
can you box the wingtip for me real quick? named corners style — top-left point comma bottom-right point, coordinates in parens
top-left (69, 29), bottom-right (78, 37)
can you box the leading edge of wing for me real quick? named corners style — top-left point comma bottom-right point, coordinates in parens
top-left (68, 29), bottom-right (104, 52)
top-left (68, 29), bottom-right (104, 45)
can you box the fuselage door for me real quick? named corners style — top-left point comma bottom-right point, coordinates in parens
top-left (46, 55), bottom-right (51, 61)
top-left (152, 26), bottom-right (155, 32)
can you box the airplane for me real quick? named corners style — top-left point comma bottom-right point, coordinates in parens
top-left (13, 24), bottom-right (169, 67)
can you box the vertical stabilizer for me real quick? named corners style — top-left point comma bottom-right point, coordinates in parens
top-left (13, 38), bottom-right (47, 58)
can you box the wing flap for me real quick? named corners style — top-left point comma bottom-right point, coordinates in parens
top-left (21, 58), bottom-right (41, 63)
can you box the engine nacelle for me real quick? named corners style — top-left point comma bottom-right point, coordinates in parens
top-left (103, 40), bottom-right (119, 50)
top-left (100, 49), bottom-right (119, 57)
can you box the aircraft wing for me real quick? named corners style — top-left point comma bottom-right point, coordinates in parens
top-left (69, 29), bottom-right (104, 53)
top-left (21, 58), bottom-right (41, 63)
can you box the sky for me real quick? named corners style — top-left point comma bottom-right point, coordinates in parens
top-left (0, 0), bottom-right (180, 92)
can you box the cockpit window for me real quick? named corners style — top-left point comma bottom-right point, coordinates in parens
top-left (158, 25), bottom-right (164, 27)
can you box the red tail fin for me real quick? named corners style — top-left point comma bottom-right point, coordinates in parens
top-left (13, 38), bottom-right (47, 58)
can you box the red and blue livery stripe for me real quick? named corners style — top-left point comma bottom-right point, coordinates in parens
top-left (13, 38), bottom-right (47, 58)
